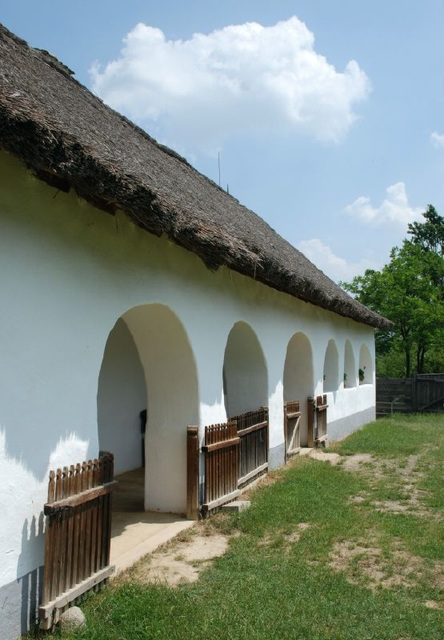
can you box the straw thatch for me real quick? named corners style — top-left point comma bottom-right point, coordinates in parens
top-left (0, 24), bottom-right (391, 329)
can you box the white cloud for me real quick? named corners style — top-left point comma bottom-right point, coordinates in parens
top-left (345, 182), bottom-right (422, 226)
top-left (90, 17), bottom-right (370, 151)
top-left (431, 131), bottom-right (444, 149)
top-left (298, 238), bottom-right (379, 282)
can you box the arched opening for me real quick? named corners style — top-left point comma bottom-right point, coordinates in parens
top-left (97, 304), bottom-right (199, 514)
top-left (359, 344), bottom-right (373, 385)
top-left (223, 322), bottom-right (268, 418)
top-left (283, 333), bottom-right (314, 447)
top-left (98, 318), bottom-right (147, 479)
top-left (323, 339), bottom-right (339, 393)
top-left (344, 340), bottom-right (357, 388)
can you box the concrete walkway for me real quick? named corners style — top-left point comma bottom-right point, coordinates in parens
top-left (110, 469), bottom-right (195, 574)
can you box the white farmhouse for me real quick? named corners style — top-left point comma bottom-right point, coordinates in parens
top-left (0, 25), bottom-right (389, 638)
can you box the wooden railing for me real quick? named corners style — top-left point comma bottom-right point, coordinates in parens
top-left (231, 407), bottom-right (269, 487)
top-left (201, 422), bottom-right (240, 514)
top-left (284, 400), bottom-right (301, 460)
top-left (316, 394), bottom-right (328, 442)
top-left (39, 453), bottom-right (117, 630)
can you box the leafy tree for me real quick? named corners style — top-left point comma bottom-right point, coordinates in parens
top-left (408, 204), bottom-right (444, 257)
top-left (342, 207), bottom-right (444, 377)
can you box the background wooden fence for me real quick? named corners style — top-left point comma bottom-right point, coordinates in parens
top-left (39, 453), bottom-right (117, 630)
top-left (377, 373), bottom-right (444, 417)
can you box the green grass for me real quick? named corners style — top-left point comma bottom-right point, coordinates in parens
top-left (55, 414), bottom-right (444, 640)
top-left (332, 414), bottom-right (443, 457)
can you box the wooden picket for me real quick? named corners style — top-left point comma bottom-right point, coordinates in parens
top-left (201, 422), bottom-right (240, 514)
top-left (284, 400), bottom-right (301, 460)
top-left (39, 453), bottom-right (117, 629)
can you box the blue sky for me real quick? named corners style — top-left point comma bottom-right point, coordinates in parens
top-left (2, 1), bottom-right (444, 282)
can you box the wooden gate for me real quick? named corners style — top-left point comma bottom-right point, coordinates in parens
top-left (284, 400), bottom-right (301, 460)
top-left (39, 453), bottom-right (117, 629)
top-left (201, 422), bottom-right (240, 514)
top-left (307, 395), bottom-right (328, 447)
top-left (231, 407), bottom-right (269, 486)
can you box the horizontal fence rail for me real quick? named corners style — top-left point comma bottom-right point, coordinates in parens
top-left (230, 407), bottom-right (269, 487)
top-left (39, 453), bottom-right (117, 629)
top-left (201, 422), bottom-right (240, 514)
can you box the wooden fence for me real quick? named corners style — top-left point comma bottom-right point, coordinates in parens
top-left (376, 373), bottom-right (444, 416)
top-left (307, 395), bottom-right (328, 446)
top-left (39, 453), bottom-right (117, 630)
top-left (231, 407), bottom-right (269, 487)
top-left (284, 400), bottom-right (301, 460)
top-left (201, 422), bottom-right (240, 514)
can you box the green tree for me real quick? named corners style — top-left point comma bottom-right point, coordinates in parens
top-left (408, 204), bottom-right (444, 257)
top-left (342, 207), bottom-right (444, 377)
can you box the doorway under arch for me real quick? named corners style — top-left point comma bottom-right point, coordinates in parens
top-left (283, 332), bottom-right (314, 446)
top-left (223, 321), bottom-right (268, 418)
top-left (344, 340), bottom-right (357, 388)
top-left (323, 339), bottom-right (339, 393)
top-left (97, 304), bottom-right (199, 514)
top-left (359, 344), bottom-right (374, 385)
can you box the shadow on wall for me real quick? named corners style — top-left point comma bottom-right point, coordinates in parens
top-left (2, 425), bottom-right (93, 482)
top-left (1, 516), bottom-right (45, 637)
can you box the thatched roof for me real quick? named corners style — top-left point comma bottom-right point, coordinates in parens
top-left (0, 24), bottom-right (391, 329)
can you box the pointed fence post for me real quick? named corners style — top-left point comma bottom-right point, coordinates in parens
top-left (187, 426), bottom-right (199, 520)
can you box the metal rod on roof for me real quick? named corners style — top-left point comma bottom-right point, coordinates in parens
top-left (218, 151), bottom-right (221, 187)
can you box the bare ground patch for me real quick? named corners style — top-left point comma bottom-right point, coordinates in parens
top-left (341, 454), bottom-right (438, 519)
top-left (329, 536), bottom-right (444, 595)
top-left (309, 451), bottom-right (341, 465)
top-left (424, 600), bottom-right (444, 610)
top-left (341, 453), bottom-right (374, 471)
top-left (127, 534), bottom-right (230, 587)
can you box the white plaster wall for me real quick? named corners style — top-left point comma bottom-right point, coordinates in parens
top-left (313, 332), bottom-right (376, 441)
top-left (0, 152), bottom-right (376, 592)
top-left (97, 318), bottom-right (146, 475)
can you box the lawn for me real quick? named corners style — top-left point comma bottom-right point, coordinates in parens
top-left (56, 414), bottom-right (444, 640)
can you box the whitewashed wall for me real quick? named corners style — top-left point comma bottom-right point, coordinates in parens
top-left (0, 152), bottom-right (375, 637)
